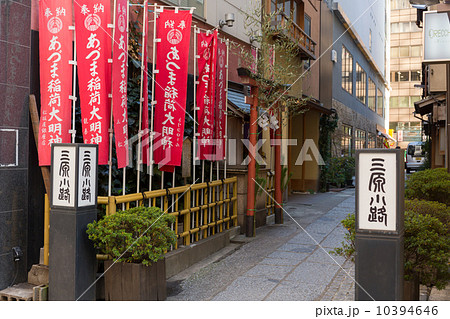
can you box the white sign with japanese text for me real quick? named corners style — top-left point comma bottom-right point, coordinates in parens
top-left (77, 146), bottom-right (97, 207)
top-left (358, 153), bottom-right (397, 231)
top-left (52, 145), bottom-right (76, 207)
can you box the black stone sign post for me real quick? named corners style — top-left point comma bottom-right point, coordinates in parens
top-left (355, 149), bottom-right (404, 301)
top-left (49, 144), bottom-right (98, 301)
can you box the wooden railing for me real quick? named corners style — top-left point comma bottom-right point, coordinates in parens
top-left (273, 13), bottom-right (317, 59)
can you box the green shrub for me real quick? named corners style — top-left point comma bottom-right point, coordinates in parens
top-left (327, 157), bottom-right (355, 187)
top-left (333, 208), bottom-right (450, 292)
top-left (87, 206), bottom-right (177, 266)
top-left (405, 199), bottom-right (450, 230)
top-left (405, 168), bottom-right (450, 206)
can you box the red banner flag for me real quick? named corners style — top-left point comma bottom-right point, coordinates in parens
top-left (196, 30), bottom-right (218, 161)
top-left (141, 3), bottom-right (149, 166)
top-left (153, 9), bottom-right (192, 172)
top-left (75, 0), bottom-right (111, 165)
top-left (112, 0), bottom-right (129, 169)
top-left (214, 39), bottom-right (227, 161)
top-left (38, 0), bottom-right (73, 166)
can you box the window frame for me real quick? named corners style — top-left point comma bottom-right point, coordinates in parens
top-left (355, 63), bottom-right (367, 105)
top-left (341, 46), bottom-right (353, 95)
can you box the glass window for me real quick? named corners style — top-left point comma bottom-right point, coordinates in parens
top-left (391, 22), bottom-right (411, 33)
top-left (341, 46), bottom-right (353, 94)
top-left (272, 0), bottom-right (302, 25)
top-left (368, 78), bottom-right (376, 112)
top-left (341, 125), bottom-right (353, 157)
top-left (168, 0), bottom-right (205, 18)
top-left (390, 96), bottom-right (399, 108)
top-left (368, 133), bottom-right (376, 148)
top-left (399, 46), bottom-right (410, 57)
top-left (411, 45), bottom-right (422, 57)
top-left (411, 70), bottom-right (422, 82)
top-left (391, 0), bottom-right (410, 10)
top-left (391, 47), bottom-right (399, 58)
top-left (399, 96), bottom-right (409, 108)
top-left (411, 96), bottom-right (421, 106)
top-left (395, 71), bottom-right (409, 82)
top-left (304, 14), bottom-right (311, 36)
top-left (377, 88), bottom-right (384, 117)
top-left (355, 63), bottom-right (366, 104)
top-left (355, 129), bottom-right (367, 150)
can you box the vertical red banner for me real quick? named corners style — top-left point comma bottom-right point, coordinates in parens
top-left (214, 40), bottom-right (227, 161)
top-left (75, 0), bottom-right (111, 165)
top-left (141, 3), bottom-right (149, 166)
top-left (38, 0), bottom-right (73, 166)
top-left (196, 31), bottom-right (217, 161)
top-left (153, 9), bottom-right (192, 171)
top-left (112, 0), bottom-right (129, 169)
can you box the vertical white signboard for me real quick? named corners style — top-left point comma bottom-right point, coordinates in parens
top-left (78, 146), bottom-right (97, 207)
top-left (358, 152), bottom-right (397, 231)
top-left (423, 11), bottom-right (450, 63)
top-left (52, 145), bottom-right (76, 207)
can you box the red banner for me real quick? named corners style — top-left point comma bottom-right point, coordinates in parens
top-left (141, 3), bottom-right (149, 166)
top-left (75, 0), bottom-right (111, 165)
top-left (214, 40), bottom-right (227, 161)
top-left (112, 0), bottom-right (129, 169)
top-left (153, 9), bottom-right (192, 172)
top-left (196, 31), bottom-right (217, 161)
top-left (38, 0), bottom-right (73, 166)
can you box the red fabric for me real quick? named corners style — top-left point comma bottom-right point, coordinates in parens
top-left (196, 30), bottom-right (217, 161)
top-left (153, 9), bottom-right (192, 171)
top-left (38, 0), bottom-right (73, 166)
top-left (141, 3), bottom-right (149, 165)
top-left (75, 0), bottom-right (111, 165)
top-left (112, 0), bottom-right (129, 168)
top-left (214, 40), bottom-right (227, 161)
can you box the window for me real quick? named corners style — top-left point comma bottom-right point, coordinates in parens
top-left (341, 125), bottom-right (353, 157)
top-left (341, 46), bottom-right (353, 94)
top-left (411, 70), bottom-right (422, 82)
top-left (391, 47), bottom-right (399, 58)
top-left (368, 133), bottom-right (376, 148)
top-left (411, 96), bottom-right (421, 106)
top-left (398, 96), bottom-right (409, 107)
top-left (355, 63), bottom-right (366, 104)
top-left (391, 0), bottom-right (410, 10)
top-left (411, 45), bottom-right (422, 57)
top-left (368, 78), bottom-right (376, 112)
top-left (391, 22), bottom-right (411, 33)
top-left (377, 88), bottom-right (383, 117)
top-left (271, 0), bottom-right (302, 25)
top-left (167, 0), bottom-right (205, 18)
top-left (391, 96), bottom-right (422, 109)
top-left (355, 129), bottom-right (366, 150)
top-left (399, 46), bottom-right (410, 57)
top-left (390, 96), bottom-right (399, 108)
top-left (393, 71), bottom-right (409, 82)
top-left (304, 14), bottom-right (311, 69)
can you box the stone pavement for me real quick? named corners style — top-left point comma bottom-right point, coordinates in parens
top-left (168, 189), bottom-right (357, 301)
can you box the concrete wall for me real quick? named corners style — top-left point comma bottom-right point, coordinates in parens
top-left (0, 0), bottom-right (31, 289)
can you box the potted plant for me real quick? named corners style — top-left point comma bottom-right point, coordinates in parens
top-left (87, 206), bottom-right (177, 301)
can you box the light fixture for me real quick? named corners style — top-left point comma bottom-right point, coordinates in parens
top-left (219, 13), bottom-right (235, 28)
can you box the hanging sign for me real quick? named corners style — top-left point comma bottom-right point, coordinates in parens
top-left (153, 9), bottom-right (192, 171)
top-left (197, 30), bottom-right (217, 161)
top-left (38, 0), bottom-right (73, 166)
top-left (112, 0), bottom-right (129, 169)
top-left (75, 0), bottom-right (111, 165)
top-left (214, 39), bottom-right (227, 161)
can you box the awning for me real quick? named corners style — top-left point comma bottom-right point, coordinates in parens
top-left (414, 94), bottom-right (446, 116)
top-left (378, 131), bottom-right (396, 143)
top-left (302, 94), bottom-right (333, 115)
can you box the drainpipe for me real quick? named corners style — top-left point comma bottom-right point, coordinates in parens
top-left (274, 108), bottom-right (283, 224)
top-left (246, 85), bottom-right (258, 237)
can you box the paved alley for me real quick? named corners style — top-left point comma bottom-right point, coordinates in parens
top-left (167, 189), bottom-right (356, 301)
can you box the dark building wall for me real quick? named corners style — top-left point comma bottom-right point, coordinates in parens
top-left (0, 0), bottom-right (32, 289)
top-left (331, 14), bottom-right (385, 128)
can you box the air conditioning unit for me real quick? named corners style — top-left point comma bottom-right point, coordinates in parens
top-left (429, 64), bottom-right (446, 93)
top-left (331, 50), bottom-right (338, 63)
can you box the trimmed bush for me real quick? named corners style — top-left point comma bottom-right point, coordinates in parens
top-left (87, 206), bottom-right (177, 266)
top-left (405, 199), bottom-right (450, 231)
top-left (405, 168), bottom-right (450, 206)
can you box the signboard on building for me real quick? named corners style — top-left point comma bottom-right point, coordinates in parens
top-left (423, 11), bottom-right (450, 63)
top-left (356, 150), bottom-right (404, 233)
top-left (51, 144), bottom-right (98, 209)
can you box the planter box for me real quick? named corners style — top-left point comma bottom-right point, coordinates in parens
top-left (104, 259), bottom-right (166, 301)
top-left (403, 276), bottom-right (420, 301)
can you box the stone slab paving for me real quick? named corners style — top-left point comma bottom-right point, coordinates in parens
top-left (168, 189), bottom-right (357, 301)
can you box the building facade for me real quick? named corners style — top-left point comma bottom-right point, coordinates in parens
top-left (389, 0), bottom-right (424, 149)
